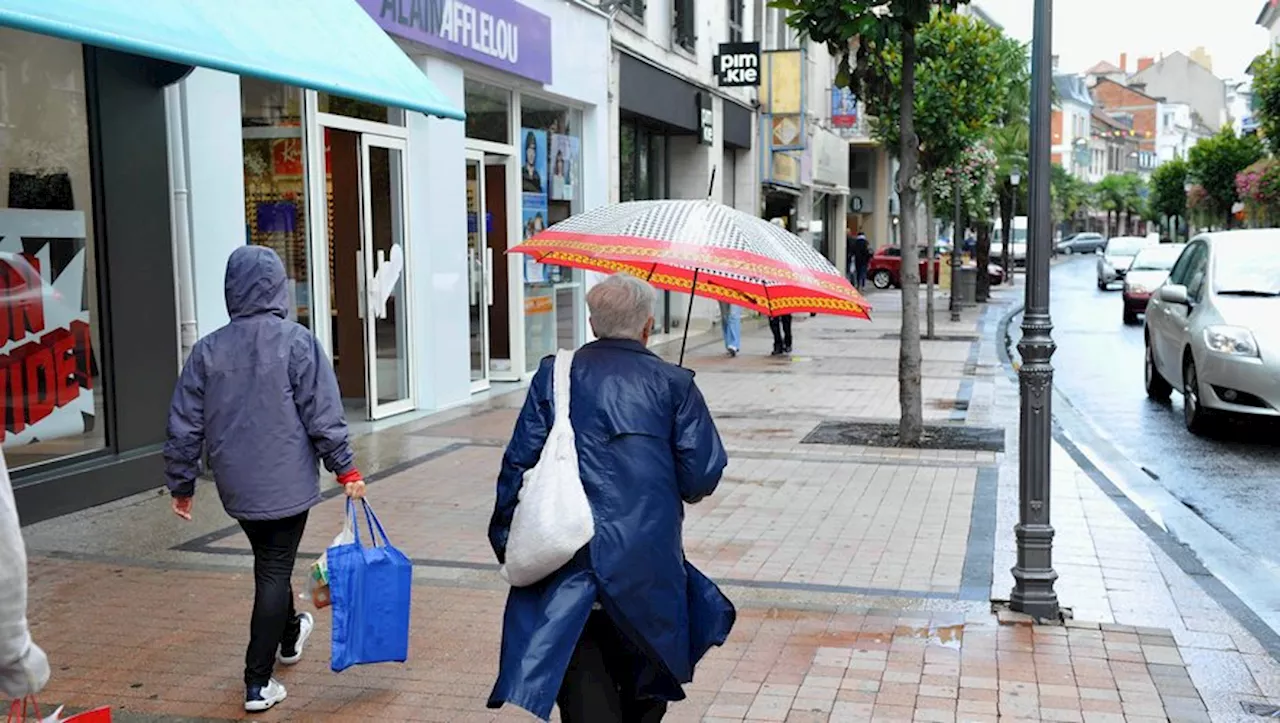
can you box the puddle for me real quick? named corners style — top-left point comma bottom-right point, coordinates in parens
top-left (894, 623), bottom-right (965, 650)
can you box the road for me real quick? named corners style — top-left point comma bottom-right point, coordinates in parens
top-left (1038, 255), bottom-right (1280, 572)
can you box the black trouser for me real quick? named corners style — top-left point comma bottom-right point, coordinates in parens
top-left (558, 611), bottom-right (668, 723)
top-left (769, 314), bottom-right (793, 352)
top-left (239, 511), bottom-right (308, 687)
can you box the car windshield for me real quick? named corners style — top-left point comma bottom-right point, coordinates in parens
top-left (1129, 245), bottom-right (1185, 271)
top-left (1214, 237), bottom-right (1280, 295)
top-left (1106, 238), bottom-right (1146, 256)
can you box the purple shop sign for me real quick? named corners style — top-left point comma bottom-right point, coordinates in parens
top-left (359, 0), bottom-right (552, 85)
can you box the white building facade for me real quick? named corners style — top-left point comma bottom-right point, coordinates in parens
top-left (175, 0), bottom-right (612, 425)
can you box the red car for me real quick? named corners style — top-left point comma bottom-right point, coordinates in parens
top-left (867, 246), bottom-right (1006, 289)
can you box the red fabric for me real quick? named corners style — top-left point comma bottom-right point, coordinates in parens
top-left (337, 469), bottom-right (363, 485)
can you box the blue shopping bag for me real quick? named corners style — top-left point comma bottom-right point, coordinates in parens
top-left (328, 498), bottom-right (413, 672)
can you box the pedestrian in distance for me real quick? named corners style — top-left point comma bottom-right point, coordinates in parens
top-left (487, 273), bottom-right (735, 722)
top-left (718, 300), bottom-right (741, 357)
top-left (164, 245), bottom-right (367, 714)
top-left (769, 314), bottom-right (793, 356)
top-left (0, 449), bottom-right (49, 701)
top-left (850, 231), bottom-right (873, 290)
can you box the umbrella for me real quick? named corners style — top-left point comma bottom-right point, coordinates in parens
top-left (510, 199), bottom-right (871, 364)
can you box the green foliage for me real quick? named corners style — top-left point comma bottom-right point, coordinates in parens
top-left (1234, 158), bottom-right (1280, 227)
top-left (1050, 165), bottom-right (1092, 226)
top-left (1149, 158), bottom-right (1188, 223)
top-left (930, 143), bottom-right (998, 221)
top-left (1187, 127), bottom-right (1265, 226)
top-left (1250, 50), bottom-right (1280, 156)
top-left (1092, 173), bottom-right (1147, 228)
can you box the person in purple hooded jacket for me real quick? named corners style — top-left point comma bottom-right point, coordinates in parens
top-left (164, 245), bottom-right (365, 713)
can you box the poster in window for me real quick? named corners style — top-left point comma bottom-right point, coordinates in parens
top-left (549, 134), bottom-right (579, 202)
top-left (0, 210), bottom-right (95, 448)
top-left (520, 128), bottom-right (548, 196)
top-left (522, 195), bottom-right (548, 284)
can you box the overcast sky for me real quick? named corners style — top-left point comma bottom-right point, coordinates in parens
top-left (974, 0), bottom-right (1268, 80)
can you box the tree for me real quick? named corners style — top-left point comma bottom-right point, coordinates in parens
top-left (1187, 127), bottom-right (1264, 229)
top-left (775, 0), bottom-right (971, 446)
top-left (1149, 159), bottom-right (1188, 239)
top-left (1050, 164), bottom-right (1091, 234)
top-left (990, 122), bottom-right (1028, 287)
top-left (1093, 175), bottom-right (1126, 235)
top-left (1250, 50), bottom-right (1280, 157)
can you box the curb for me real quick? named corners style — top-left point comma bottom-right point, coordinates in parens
top-left (994, 303), bottom-right (1280, 662)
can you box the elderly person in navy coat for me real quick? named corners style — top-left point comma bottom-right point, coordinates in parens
top-left (487, 273), bottom-right (735, 722)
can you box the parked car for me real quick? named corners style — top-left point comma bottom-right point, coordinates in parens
top-left (1097, 236), bottom-right (1154, 290)
top-left (1057, 232), bottom-right (1106, 255)
top-left (1122, 243), bottom-right (1186, 325)
top-left (1144, 230), bottom-right (1280, 435)
top-left (994, 216), bottom-right (1028, 266)
top-left (868, 246), bottom-right (1005, 290)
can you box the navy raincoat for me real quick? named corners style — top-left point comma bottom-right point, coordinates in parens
top-left (487, 339), bottom-right (735, 721)
top-left (163, 246), bottom-right (356, 521)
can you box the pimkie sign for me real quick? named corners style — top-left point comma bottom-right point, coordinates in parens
top-left (715, 42), bottom-right (761, 87)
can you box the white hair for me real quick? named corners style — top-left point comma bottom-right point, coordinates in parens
top-left (587, 274), bottom-right (656, 341)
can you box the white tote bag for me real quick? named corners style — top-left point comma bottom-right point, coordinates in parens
top-left (500, 349), bottom-right (595, 587)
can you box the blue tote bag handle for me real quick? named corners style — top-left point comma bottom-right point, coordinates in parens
top-left (347, 498), bottom-right (391, 549)
top-left (330, 497), bottom-right (413, 672)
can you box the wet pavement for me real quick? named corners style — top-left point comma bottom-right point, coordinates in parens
top-left (1040, 257), bottom-right (1280, 575)
top-left (14, 284), bottom-right (1280, 721)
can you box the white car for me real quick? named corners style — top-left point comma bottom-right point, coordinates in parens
top-left (1097, 236), bottom-right (1155, 290)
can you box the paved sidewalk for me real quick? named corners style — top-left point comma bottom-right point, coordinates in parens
top-left (14, 286), bottom-right (1280, 722)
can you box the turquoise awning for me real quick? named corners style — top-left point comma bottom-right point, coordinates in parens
top-left (0, 0), bottom-right (464, 121)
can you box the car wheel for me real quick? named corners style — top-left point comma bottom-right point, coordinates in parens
top-left (1123, 307), bottom-right (1138, 326)
top-left (1097, 279), bottom-right (1107, 291)
top-left (871, 270), bottom-right (893, 290)
top-left (1145, 338), bottom-right (1172, 402)
top-left (1064, 247), bottom-right (1074, 255)
top-left (1182, 356), bottom-right (1213, 435)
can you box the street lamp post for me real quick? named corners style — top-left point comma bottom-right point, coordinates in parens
top-left (1184, 180), bottom-right (1194, 242)
top-left (1010, 0), bottom-right (1061, 621)
top-left (1004, 171), bottom-right (1020, 285)
top-left (950, 185), bottom-right (962, 321)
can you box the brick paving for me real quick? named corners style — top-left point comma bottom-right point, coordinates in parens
top-left (13, 286), bottom-right (1279, 721)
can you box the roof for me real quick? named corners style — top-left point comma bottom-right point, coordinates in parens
top-left (1054, 74), bottom-right (1094, 107)
top-left (1092, 77), bottom-right (1160, 105)
top-left (1086, 60), bottom-right (1123, 75)
top-left (1091, 107), bottom-right (1132, 131)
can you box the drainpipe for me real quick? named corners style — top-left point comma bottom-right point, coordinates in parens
top-left (166, 83), bottom-right (199, 364)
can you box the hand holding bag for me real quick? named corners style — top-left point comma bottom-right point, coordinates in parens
top-left (500, 349), bottom-right (595, 588)
top-left (328, 498), bottom-right (413, 672)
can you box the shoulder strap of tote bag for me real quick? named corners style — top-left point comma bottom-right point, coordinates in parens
top-left (552, 349), bottom-right (574, 425)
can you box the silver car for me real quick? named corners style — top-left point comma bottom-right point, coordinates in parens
top-left (1097, 236), bottom-right (1154, 290)
top-left (1144, 230), bottom-right (1280, 434)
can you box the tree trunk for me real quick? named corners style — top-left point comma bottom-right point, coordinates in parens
top-left (999, 183), bottom-right (1013, 286)
top-left (897, 25), bottom-right (924, 447)
top-left (925, 188), bottom-right (936, 339)
top-left (976, 221), bottom-right (992, 302)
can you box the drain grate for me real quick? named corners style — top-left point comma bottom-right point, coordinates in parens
top-left (801, 421), bottom-right (1005, 452)
top-left (1242, 701), bottom-right (1280, 717)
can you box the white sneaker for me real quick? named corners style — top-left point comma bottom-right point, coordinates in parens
top-left (277, 612), bottom-right (314, 665)
top-left (244, 678), bottom-right (287, 712)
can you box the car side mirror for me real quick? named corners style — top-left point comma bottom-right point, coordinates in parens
top-left (1159, 284), bottom-right (1189, 305)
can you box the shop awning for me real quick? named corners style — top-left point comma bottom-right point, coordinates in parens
top-left (0, 0), bottom-right (465, 121)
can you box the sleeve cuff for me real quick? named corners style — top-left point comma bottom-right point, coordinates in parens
top-left (337, 469), bottom-right (363, 485)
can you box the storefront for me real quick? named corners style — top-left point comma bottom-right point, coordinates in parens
top-left (360, 0), bottom-right (610, 399)
top-left (1, 0), bottom-right (461, 522)
top-left (808, 127), bottom-right (850, 270)
top-left (613, 51), bottom-right (757, 336)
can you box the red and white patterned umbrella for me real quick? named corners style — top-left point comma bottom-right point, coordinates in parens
top-left (510, 199), bottom-right (871, 319)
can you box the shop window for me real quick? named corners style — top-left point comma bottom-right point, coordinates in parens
top-left (0, 29), bottom-right (106, 469)
top-left (465, 79), bottom-right (511, 144)
top-left (673, 0), bottom-right (697, 52)
top-left (520, 96), bottom-right (584, 370)
top-left (241, 80), bottom-right (313, 329)
top-left (317, 92), bottom-right (404, 126)
top-left (619, 0), bottom-right (646, 22)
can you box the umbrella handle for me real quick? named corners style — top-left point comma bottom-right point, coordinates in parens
top-left (678, 268), bottom-right (699, 367)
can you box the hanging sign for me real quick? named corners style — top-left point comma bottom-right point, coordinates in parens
top-left (714, 42), bottom-right (761, 87)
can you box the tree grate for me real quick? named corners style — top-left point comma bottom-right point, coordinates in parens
top-left (801, 421), bottom-right (1005, 452)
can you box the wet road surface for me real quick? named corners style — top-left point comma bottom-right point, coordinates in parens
top-left (1029, 256), bottom-right (1280, 572)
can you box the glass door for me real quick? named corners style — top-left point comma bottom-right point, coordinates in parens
top-left (467, 151), bottom-right (493, 391)
top-left (360, 135), bottom-right (414, 419)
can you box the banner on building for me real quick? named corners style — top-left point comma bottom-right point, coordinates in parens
top-left (831, 87), bottom-right (858, 128)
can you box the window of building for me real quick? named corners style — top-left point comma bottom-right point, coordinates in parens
top-left (317, 92), bottom-right (404, 126)
top-left (521, 95), bottom-right (585, 369)
top-left (241, 80), bottom-right (313, 329)
top-left (673, 0), bottom-right (697, 52)
top-left (464, 79), bottom-right (511, 144)
top-left (728, 0), bottom-right (744, 42)
top-left (765, 7), bottom-right (799, 50)
top-left (0, 28), bottom-right (106, 470)
top-left (619, 0), bottom-right (645, 21)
